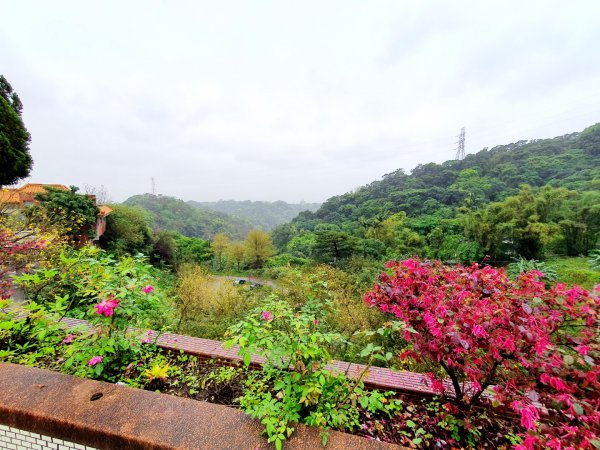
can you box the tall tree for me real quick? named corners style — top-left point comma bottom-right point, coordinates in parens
top-left (244, 229), bottom-right (274, 268)
top-left (211, 233), bottom-right (231, 270)
top-left (0, 75), bottom-right (32, 186)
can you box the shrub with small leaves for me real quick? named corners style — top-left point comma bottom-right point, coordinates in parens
top-left (226, 295), bottom-right (399, 449)
top-left (365, 258), bottom-right (599, 449)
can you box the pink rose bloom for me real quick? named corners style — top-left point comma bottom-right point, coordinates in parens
top-left (94, 295), bottom-right (119, 317)
top-left (142, 285), bottom-right (154, 294)
top-left (87, 356), bottom-right (103, 366)
top-left (262, 311), bottom-right (273, 321)
top-left (61, 334), bottom-right (75, 344)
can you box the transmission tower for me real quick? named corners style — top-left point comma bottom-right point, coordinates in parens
top-left (151, 177), bottom-right (156, 195)
top-left (455, 127), bottom-right (466, 160)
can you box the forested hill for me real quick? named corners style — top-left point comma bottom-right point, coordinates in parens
top-left (188, 200), bottom-right (321, 231)
top-left (124, 194), bottom-right (252, 239)
top-left (293, 123), bottom-right (600, 229)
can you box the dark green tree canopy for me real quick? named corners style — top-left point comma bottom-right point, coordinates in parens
top-left (0, 75), bottom-right (32, 186)
top-left (35, 186), bottom-right (99, 238)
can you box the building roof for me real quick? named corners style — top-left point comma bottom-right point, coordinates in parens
top-left (0, 189), bottom-right (20, 204)
top-left (18, 183), bottom-right (69, 194)
top-left (0, 183), bottom-right (70, 205)
top-left (98, 205), bottom-right (113, 217)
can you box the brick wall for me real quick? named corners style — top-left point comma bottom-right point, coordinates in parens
top-left (0, 425), bottom-right (96, 450)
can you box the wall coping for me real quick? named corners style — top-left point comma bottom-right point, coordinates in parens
top-left (0, 363), bottom-right (401, 450)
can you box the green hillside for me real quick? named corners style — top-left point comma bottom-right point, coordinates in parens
top-left (124, 194), bottom-right (252, 240)
top-left (294, 124), bottom-right (599, 230)
top-left (277, 124), bottom-right (600, 265)
top-left (188, 199), bottom-right (321, 231)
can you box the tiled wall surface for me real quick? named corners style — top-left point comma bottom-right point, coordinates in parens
top-left (0, 425), bottom-right (96, 450)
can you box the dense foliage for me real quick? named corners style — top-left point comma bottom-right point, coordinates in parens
top-left (125, 193), bottom-right (252, 239)
top-left (35, 186), bottom-right (99, 240)
top-left (278, 125), bottom-right (599, 266)
top-left (0, 74), bottom-right (32, 186)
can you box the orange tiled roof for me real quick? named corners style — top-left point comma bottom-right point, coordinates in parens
top-left (0, 183), bottom-right (71, 206)
top-left (98, 205), bottom-right (112, 217)
top-left (18, 183), bottom-right (69, 194)
top-left (0, 189), bottom-right (20, 204)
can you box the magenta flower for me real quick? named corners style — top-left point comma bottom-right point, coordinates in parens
top-left (142, 285), bottom-right (154, 294)
top-left (61, 334), bottom-right (75, 344)
top-left (314, 319), bottom-right (319, 326)
top-left (87, 356), bottom-right (103, 366)
top-left (262, 311), bottom-right (273, 321)
top-left (94, 295), bottom-right (119, 317)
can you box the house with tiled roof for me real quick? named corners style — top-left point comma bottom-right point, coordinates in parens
top-left (0, 183), bottom-right (112, 243)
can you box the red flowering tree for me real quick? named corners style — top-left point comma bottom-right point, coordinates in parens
top-left (0, 229), bottom-right (45, 300)
top-left (365, 258), bottom-right (599, 449)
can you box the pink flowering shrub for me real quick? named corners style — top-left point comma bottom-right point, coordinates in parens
top-left (364, 258), bottom-right (599, 448)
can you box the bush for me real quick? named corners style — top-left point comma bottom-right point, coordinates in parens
top-left (226, 296), bottom-right (400, 449)
top-left (175, 264), bottom-right (255, 339)
top-left (365, 258), bottom-right (599, 449)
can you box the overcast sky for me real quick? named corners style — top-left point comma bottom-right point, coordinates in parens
top-left (2, 1), bottom-right (600, 203)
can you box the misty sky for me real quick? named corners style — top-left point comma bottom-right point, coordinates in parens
top-left (2, 1), bottom-right (600, 203)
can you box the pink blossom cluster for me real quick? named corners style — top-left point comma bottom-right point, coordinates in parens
top-left (94, 295), bottom-right (119, 317)
top-left (365, 258), bottom-right (599, 448)
top-left (87, 356), bottom-right (103, 366)
top-left (142, 285), bottom-right (154, 294)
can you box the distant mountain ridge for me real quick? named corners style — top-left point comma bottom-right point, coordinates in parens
top-left (188, 199), bottom-right (321, 231)
top-left (124, 194), bottom-right (253, 240)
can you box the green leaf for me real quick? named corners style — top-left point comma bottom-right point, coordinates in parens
top-left (563, 354), bottom-right (574, 366)
top-left (573, 403), bottom-right (584, 416)
top-left (243, 352), bottom-right (251, 367)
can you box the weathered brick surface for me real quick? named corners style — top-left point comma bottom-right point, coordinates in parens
top-left (57, 316), bottom-right (440, 396)
top-left (0, 424), bottom-right (96, 450)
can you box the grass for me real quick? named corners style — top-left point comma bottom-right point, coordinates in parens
top-left (547, 256), bottom-right (600, 289)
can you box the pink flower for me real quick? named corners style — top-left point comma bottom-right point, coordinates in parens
top-left (262, 311), bottom-right (273, 321)
top-left (94, 295), bottom-right (119, 317)
top-left (61, 334), bottom-right (75, 344)
top-left (575, 345), bottom-right (590, 356)
top-left (142, 285), bottom-right (154, 294)
top-left (314, 319), bottom-right (319, 326)
top-left (472, 324), bottom-right (488, 338)
top-left (87, 356), bottom-right (103, 366)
